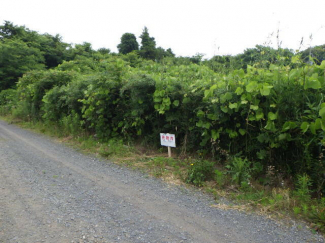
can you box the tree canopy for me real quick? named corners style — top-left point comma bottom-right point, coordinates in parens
top-left (0, 21), bottom-right (73, 90)
top-left (0, 39), bottom-right (45, 90)
top-left (139, 27), bottom-right (156, 60)
top-left (117, 33), bottom-right (139, 55)
top-left (300, 44), bottom-right (325, 65)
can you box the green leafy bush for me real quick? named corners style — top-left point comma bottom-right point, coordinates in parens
top-left (5, 49), bottom-right (325, 195)
top-left (0, 89), bottom-right (17, 115)
top-left (214, 169), bottom-right (226, 187)
top-left (186, 160), bottom-right (215, 186)
top-left (226, 157), bottom-right (252, 185)
top-left (294, 174), bottom-right (313, 202)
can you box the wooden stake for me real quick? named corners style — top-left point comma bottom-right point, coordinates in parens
top-left (168, 146), bottom-right (172, 157)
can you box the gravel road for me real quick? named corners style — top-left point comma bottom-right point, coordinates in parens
top-left (0, 119), bottom-right (324, 243)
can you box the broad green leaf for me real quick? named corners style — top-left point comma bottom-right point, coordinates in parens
top-left (309, 122), bottom-right (316, 134)
top-left (257, 150), bottom-right (267, 159)
top-left (250, 105), bottom-right (259, 111)
top-left (300, 122), bottom-right (309, 133)
top-left (211, 129), bottom-right (219, 140)
top-left (229, 102), bottom-right (238, 109)
top-left (204, 89), bottom-right (212, 99)
top-left (320, 60), bottom-right (325, 69)
top-left (246, 81), bottom-right (258, 92)
top-left (289, 70), bottom-right (298, 80)
top-left (256, 109), bottom-right (264, 120)
top-left (221, 106), bottom-right (228, 113)
top-left (241, 100), bottom-right (248, 104)
top-left (235, 87), bottom-right (244, 95)
top-left (210, 84), bottom-right (217, 91)
top-left (163, 97), bottom-right (171, 107)
top-left (211, 98), bottom-right (219, 103)
top-left (305, 79), bottom-right (321, 90)
top-left (220, 92), bottom-right (233, 103)
top-left (197, 110), bottom-right (205, 117)
top-left (264, 120), bottom-right (276, 131)
top-left (319, 106), bottom-right (325, 119)
top-left (279, 133), bottom-right (288, 140)
top-left (291, 55), bottom-right (301, 64)
top-left (226, 129), bottom-right (238, 138)
top-left (154, 97), bottom-right (161, 102)
top-left (246, 93), bottom-right (252, 101)
top-left (248, 114), bottom-right (256, 121)
top-left (173, 100), bottom-right (179, 106)
top-left (207, 113), bottom-right (218, 120)
top-left (282, 121), bottom-right (297, 131)
top-left (269, 64), bottom-right (279, 70)
top-left (225, 92), bottom-right (233, 100)
top-left (239, 129), bottom-right (246, 136)
top-left (204, 122), bottom-right (211, 129)
top-left (183, 97), bottom-right (191, 104)
top-left (257, 133), bottom-right (269, 143)
top-left (260, 85), bottom-right (273, 96)
top-left (322, 120), bottom-right (325, 131)
top-left (315, 118), bottom-right (322, 130)
top-left (196, 120), bottom-right (203, 127)
top-left (268, 112), bottom-right (277, 120)
top-left (271, 142), bottom-right (280, 148)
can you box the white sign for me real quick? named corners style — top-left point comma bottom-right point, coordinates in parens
top-left (160, 133), bottom-right (176, 147)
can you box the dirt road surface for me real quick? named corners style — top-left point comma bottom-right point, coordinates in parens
top-left (0, 120), bottom-right (323, 243)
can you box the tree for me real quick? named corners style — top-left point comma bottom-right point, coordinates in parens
top-left (117, 33), bottom-right (139, 55)
top-left (42, 34), bottom-right (70, 68)
top-left (0, 21), bottom-right (71, 69)
top-left (156, 47), bottom-right (175, 62)
top-left (97, 48), bottom-right (111, 55)
top-left (0, 39), bottom-right (45, 90)
top-left (300, 44), bottom-right (325, 65)
top-left (190, 53), bottom-right (204, 64)
top-left (66, 42), bottom-right (94, 60)
top-left (0, 21), bottom-right (26, 39)
top-left (139, 27), bottom-right (156, 60)
top-left (235, 45), bottom-right (293, 69)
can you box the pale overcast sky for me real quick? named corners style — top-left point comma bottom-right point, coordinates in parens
top-left (1, 0), bottom-right (325, 58)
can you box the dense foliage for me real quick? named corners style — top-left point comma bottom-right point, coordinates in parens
top-left (1, 21), bottom-right (325, 199)
top-left (117, 33), bottom-right (139, 54)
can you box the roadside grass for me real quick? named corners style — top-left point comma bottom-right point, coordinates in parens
top-left (1, 114), bottom-right (324, 234)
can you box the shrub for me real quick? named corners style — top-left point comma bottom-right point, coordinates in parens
top-left (294, 174), bottom-right (312, 202)
top-left (214, 169), bottom-right (226, 187)
top-left (186, 160), bottom-right (215, 186)
top-left (0, 89), bottom-right (17, 115)
top-left (226, 157), bottom-right (252, 185)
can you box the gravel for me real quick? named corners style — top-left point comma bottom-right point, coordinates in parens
top-left (0, 119), bottom-right (324, 243)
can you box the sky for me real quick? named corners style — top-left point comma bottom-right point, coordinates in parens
top-left (1, 0), bottom-right (325, 59)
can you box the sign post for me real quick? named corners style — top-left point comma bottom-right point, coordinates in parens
top-left (160, 133), bottom-right (176, 157)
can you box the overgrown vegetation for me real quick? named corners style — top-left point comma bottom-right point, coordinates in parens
top-left (1, 21), bottom-right (325, 233)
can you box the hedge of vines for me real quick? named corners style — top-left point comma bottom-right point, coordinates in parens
top-left (1, 55), bottom-right (325, 194)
